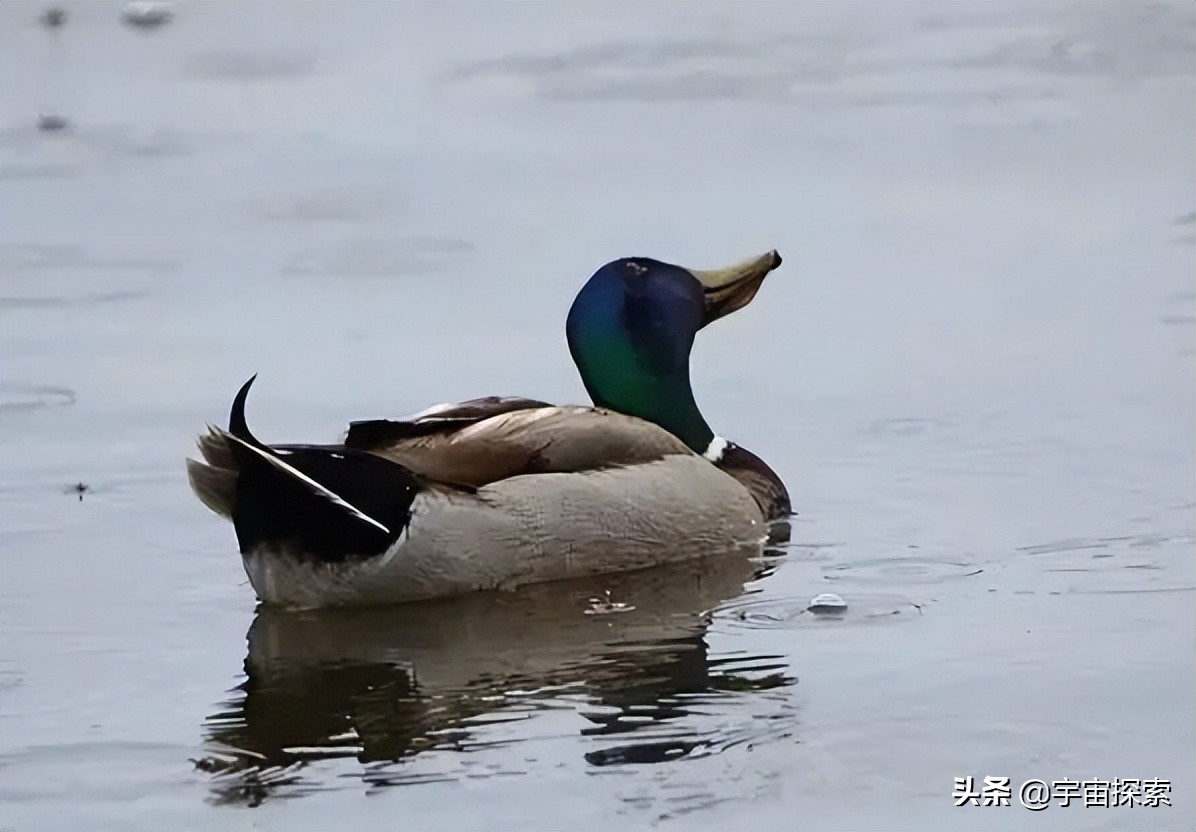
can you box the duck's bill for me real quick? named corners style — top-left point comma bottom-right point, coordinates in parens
top-left (690, 249), bottom-right (782, 327)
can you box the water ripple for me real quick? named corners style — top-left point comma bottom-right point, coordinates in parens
top-left (822, 556), bottom-right (983, 584)
top-left (0, 384), bottom-right (76, 412)
top-left (715, 591), bottom-right (921, 629)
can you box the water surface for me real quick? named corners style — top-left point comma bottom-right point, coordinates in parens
top-left (1, 2), bottom-right (1193, 830)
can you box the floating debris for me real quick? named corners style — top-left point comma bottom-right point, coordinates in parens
top-left (807, 592), bottom-right (847, 614)
top-left (39, 7), bottom-right (67, 29)
top-left (584, 589), bottom-right (635, 616)
top-left (121, 1), bottom-right (173, 30)
top-left (37, 113), bottom-right (70, 132)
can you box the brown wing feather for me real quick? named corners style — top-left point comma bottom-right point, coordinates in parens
top-left (346, 396), bottom-right (551, 446)
top-left (351, 405), bottom-right (694, 489)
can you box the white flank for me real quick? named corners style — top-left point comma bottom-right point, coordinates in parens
top-left (241, 455), bottom-right (765, 608)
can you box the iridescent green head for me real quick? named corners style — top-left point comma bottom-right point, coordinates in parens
top-left (565, 250), bottom-right (781, 454)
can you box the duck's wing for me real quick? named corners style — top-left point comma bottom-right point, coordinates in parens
top-left (345, 404), bottom-right (694, 488)
top-left (347, 396), bottom-right (553, 444)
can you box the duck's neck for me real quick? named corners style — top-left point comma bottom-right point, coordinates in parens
top-left (567, 330), bottom-right (716, 454)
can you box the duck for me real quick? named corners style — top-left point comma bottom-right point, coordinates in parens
top-left (186, 250), bottom-right (790, 608)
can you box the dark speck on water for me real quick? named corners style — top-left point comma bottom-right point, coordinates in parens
top-left (0, 2), bottom-right (1192, 830)
top-left (36, 114), bottom-right (70, 133)
top-left (120, 2), bottom-right (175, 32)
top-left (38, 7), bottom-right (67, 29)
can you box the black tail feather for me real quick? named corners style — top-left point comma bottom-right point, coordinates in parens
top-left (224, 377), bottom-right (422, 563)
top-left (229, 374), bottom-right (263, 448)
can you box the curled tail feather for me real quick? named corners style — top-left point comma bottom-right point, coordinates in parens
top-left (186, 376), bottom-right (422, 562)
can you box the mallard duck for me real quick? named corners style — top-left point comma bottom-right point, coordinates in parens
top-left (187, 250), bottom-right (790, 607)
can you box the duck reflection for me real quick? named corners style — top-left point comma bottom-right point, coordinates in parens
top-left (199, 548), bottom-right (795, 804)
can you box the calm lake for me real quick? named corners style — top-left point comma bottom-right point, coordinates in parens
top-left (1, 2), bottom-right (1193, 830)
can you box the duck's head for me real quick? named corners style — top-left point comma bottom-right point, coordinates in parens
top-left (565, 250), bottom-right (782, 455)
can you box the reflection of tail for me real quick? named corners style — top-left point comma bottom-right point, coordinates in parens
top-left (185, 376), bottom-right (421, 563)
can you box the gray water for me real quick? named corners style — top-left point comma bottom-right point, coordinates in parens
top-left (1, 2), bottom-right (1193, 830)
